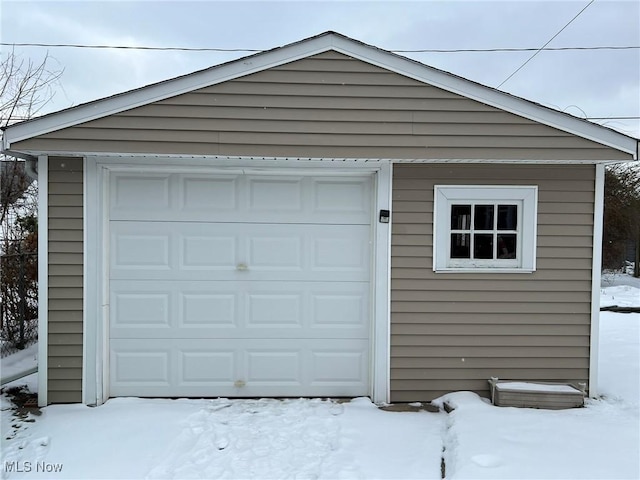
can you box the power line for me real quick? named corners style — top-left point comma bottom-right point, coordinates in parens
top-left (497, 0), bottom-right (596, 89)
top-left (4, 115), bottom-right (638, 122)
top-left (395, 46), bottom-right (637, 53)
top-left (0, 42), bottom-right (263, 52)
top-left (586, 116), bottom-right (640, 120)
top-left (1, 41), bottom-right (637, 54)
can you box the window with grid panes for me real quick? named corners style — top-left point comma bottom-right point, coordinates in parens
top-left (433, 186), bottom-right (537, 272)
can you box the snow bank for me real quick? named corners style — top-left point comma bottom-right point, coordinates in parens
top-left (600, 284), bottom-right (640, 308)
top-left (0, 343), bottom-right (37, 387)
top-left (599, 311), bottom-right (640, 405)
top-left (433, 391), bottom-right (639, 480)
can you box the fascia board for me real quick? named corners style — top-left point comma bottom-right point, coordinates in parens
top-left (3, 32), bottom-right (638, 158)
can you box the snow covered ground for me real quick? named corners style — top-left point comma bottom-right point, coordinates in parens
top-left (0, 343), bottom-right (37, 386)
top-left (1, 279), bottom-right (638, 479)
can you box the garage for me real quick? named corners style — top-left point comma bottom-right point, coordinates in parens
top-left (107, 170), bottom-right (374, 397)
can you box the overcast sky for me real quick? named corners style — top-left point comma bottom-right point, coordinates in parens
top-left (1, 0), bottom-right (639, 138)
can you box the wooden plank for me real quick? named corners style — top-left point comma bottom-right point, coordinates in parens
top-left (392, 368), bottom-right (587, 380)
top-left (390, 279), bottom-right (592, 292)
top-left (390, 334), bottom-right (590, 347)
top-left (391, 301), bottom-right (590, 314)
top-left (391, 357), bottom-right (589, 369)
top-left (48, 368), bottom-right (83, 380)
top-left (48, 241), bottom-right (83, 253)
top-left (390, 312), bottom-right (590, 325)
top-left (390, 290), bottom-right (590, 303)
top-left (390, 345), bottom-right (588, 358)
top-left (390, 268), bottom-right (591, 281)
top-left (391, 323), bottom-right (590, 336)
top-left (48, 287), bottom-right (83, 300)
top-left (48, 299), bottom-right (83, 311)
top-left (46, 390), bottom-right (82, 404)
top-left (48, 321), bottom-right (83, 334)
top-left (48, 332), bottom-right (83, 345)
top-left (48, 345), bottom-right (83, 357)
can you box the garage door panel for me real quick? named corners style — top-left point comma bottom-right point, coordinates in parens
top-left (312, 236), bottom-right (370, 272)
top-left (247, 294), bottom-right (303, 327)
top-left (112, 174), bottom-right (171, 213)
top-left (247, 177), bottom-right (304, 212)
top-left (313, 179), bottom-right (369, 214)
top-left (246, 350), bottom-right (302, 384)
top-left (180, 351), bottom-right (235, 385)
top-left (312, 294), bottom-right (367, 328)
top-left (248, 236), bottom-right (302, 270)
top-left (182, 176), bottom-right (238, 211)
top-left (182, 236), bottom-right (237, 268)
top-left (110, 280), bottom-right (369, 338)
top-left (110, 173), bottom-right (372, 224)
top-left (311, 350), bottom-right (367, 384)
top-left (111, 222), bottom-right (370, 281)
top-left (113, 234), bottom-right (170, 269)
top-left (181, 293), bottom-right (236, 327)
top-left (112, 349), bottom-right (170, 386)
top-left (112, 292), bottom-right (171, 328)
top-left (109, 171), bottom-right (373, 398)
top-left (109, 338), bottom-right (369, 397)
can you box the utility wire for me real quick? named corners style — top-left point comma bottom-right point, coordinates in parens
top-left (0, 42), bottom-right (263, 52)
top-left (397, 46), bottom-right (637, 52)
top-left (4, 115), bottom-right (639, 122)
top-left (586, 116), bottom-right (640, 120)
top-left (497, 0), bottom-right (596, 88)
top-left (1, 41), bottom-right (637, 53)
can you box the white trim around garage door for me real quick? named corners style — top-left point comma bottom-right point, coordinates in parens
top-left (83, 157), bottom-right (392, 405)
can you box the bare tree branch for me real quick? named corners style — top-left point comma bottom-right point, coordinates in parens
top-left (0, 50), bottom-right (60, 348)
top-left (1, 49), bottom-right (63, 128)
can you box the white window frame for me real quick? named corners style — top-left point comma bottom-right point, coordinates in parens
top-left (433, 185), bottom-right (538, 273)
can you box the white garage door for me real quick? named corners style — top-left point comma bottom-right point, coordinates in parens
top-left (108, 172), bottom-right (373, 397)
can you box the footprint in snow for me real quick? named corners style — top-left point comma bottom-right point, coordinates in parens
top-left (471, 454), bottom-right (503, 468)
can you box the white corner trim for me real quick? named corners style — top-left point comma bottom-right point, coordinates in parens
top-left (83, 158), bottom-right (97, 404)
top-left (372, 161), bottom-right (392, 404)
top-left (3, 33), bottom-right (637, 158)
top-left (82, 158), bottom-right (88, 404)
top-left (589, 164), bottom-right (605, 398)
top-left (37, 155), bottom-right (48, 407)
top-left (99, 167), bottom-right (110, 405)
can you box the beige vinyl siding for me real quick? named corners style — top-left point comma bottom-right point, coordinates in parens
top-left (12, 52), bottom-right (633, 162)
top-left (48, 157), bottom-right (83, 403)
top-left (390, 163), bottom-right (595, 402)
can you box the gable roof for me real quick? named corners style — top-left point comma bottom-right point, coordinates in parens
top-left (2, 31), bottom-right (638, 159)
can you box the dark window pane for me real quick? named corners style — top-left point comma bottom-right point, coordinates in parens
top-left (451, 234), bottom-right (470, 258)
top-left (474, 234), bottom-right (494, 259)
top-left (497, 234), bottom-right (517, 259)
top-left (497, 205), bottom-right (518, 230)
top-left (474, 205), bottom-right (494, 230)
top-left (451, 205), bottom-right (471, 230)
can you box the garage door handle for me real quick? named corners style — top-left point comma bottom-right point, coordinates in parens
top-left (236, 263), bottom-right (249, 271)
